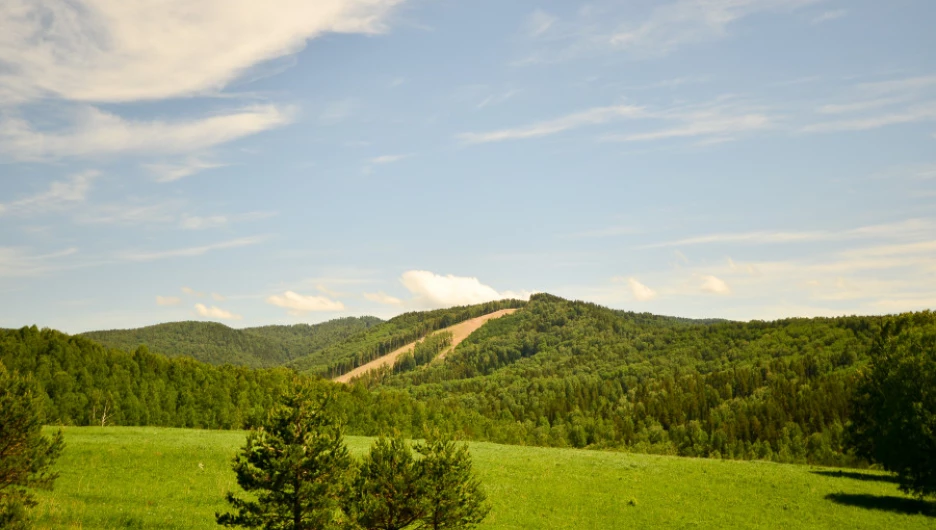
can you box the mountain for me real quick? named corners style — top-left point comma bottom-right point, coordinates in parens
top-left (81, 316), bottom-right (383, 368)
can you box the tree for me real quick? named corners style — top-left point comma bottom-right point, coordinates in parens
top-left (0, 362), bottom-right (64, 529)
top-left (346, 433), bottom-right (489, 530)
top-left (415, 435), bottom-right (490, 530)
top-left (848, 318), bottom-right (936, 498)
top-left (346, 436), bottom-right (425, 530)
top-left (217, 385), bottom-right (352, 530)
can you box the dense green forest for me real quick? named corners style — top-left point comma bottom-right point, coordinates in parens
top-left (6, 295), bottom-right (934, 469)
top-left (288, 300), bottom-right (525, 377)
top-left (0, 327), bottom-right (294, 428)
top-left (81, 316), bottom-right (382, 368)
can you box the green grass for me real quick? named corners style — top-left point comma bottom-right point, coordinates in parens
top-left (32, 427), bottom-right (934, 529)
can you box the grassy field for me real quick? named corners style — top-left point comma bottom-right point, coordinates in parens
top-left (31, 427), bottom-right (934, 529)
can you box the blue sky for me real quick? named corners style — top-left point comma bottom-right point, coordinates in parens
top-left (1, 0), bottom-right (934, 333)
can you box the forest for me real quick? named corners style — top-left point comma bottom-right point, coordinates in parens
top-left (2, 294), bottom-right (933, 469)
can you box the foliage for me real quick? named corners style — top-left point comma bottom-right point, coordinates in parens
top-left (415, 435), bottom-right (489, 530)
top-left (345, 433), bottom-right (489, 530)
top-left (848, 313), bottom-right (936, 498)
top-left (0, 326), bottom-right (295, 429)
top-left (217, 386), bottom-right (351, 530)
top-left (82, 317), bottom-right (382, 368)
top-left (393, 332), bottom-right (453, 375)
top-left (346, 436), bottom-right (425, 530)
top-left (0, 362), bottom-right (64, 529)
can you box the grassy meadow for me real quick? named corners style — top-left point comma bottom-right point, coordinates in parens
top-left (32, 427), bottom-right (934, 529)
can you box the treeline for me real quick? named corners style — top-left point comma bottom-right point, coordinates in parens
top-left (376, 294), bottom-right (896, 466)
top-left (81, 317), bottom-right (382, 368)
top-left (291, 300), bottom-right (525, 378)
top-left (0, 326), bottom-right (294, 428)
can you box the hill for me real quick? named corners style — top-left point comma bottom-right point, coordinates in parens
top-left (31, 427), bottom-right (935, 529)
top-left (81, 316), bottom-right (382, 367)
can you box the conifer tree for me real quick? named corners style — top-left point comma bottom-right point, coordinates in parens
top-left (0, 362), bottom-right (64, 529)
top-left (217, 385), bottom-right (351, 530)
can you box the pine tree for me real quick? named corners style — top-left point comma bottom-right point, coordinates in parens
top-left (0, 362), bottom-right (64, 529)
top-left (415, 435), bottom-right (490, 530)
top-left (346, 436), bottom-right (424, 530)
top-left (216, 385), bottom-right (351, 530)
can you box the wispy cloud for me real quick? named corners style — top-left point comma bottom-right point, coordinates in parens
top-left (520, 0), bottom-right (822, 62)
top-left (0, 247), bottom-right (78, 277)
top-left (0, 0), bottom-right (405, 104)
top-left (605, 106), bottom-right (770, 143)
top-left (0, 105), bottom-right (294, 161)
top-left (178, 211), bottom-right (275, 230)
top-left (476, 89), bottom-right (522, 110)
top-left (0, 171), bottom-right (98, 215)
top-left (364, 291), bottom-right (404, 306)
top-left (458, 105), bottom-right (644, 144)
top-left (641, 218), bottom-right (936, 248)
top-left (811, 9), bottom-right (847, 24)
top-left (700, 274), bottom-right (730, 294)
top-left (156, 296), bottom-right (182, 306)
top-left (626, 277), bottom-right (658, 301)
top-left (370, 154), bottom-right (412, 164)
top-left (803, 75), bottom-right (936, 133)
top-left (524, 9), bottom-right (558, 37)
top-left (119, 236), bottom-right (268, 262)
top-left (145, 157), bottom-right (228, 183)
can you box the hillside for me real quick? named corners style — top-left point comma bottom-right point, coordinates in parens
top-left (287, 299), bottom-right (526, 377)
top-left (334, 308), bottom-right (518, 383)
top-left (81, 316), bottom-right (382, 367)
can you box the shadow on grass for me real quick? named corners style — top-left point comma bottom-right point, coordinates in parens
top-left (825, 493), bottom-right (935, 517)
top-left (811, 470), bottom-right (899, 484)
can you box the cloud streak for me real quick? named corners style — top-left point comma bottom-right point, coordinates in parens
top-left (0, 105), bottom-right (294, 160)
top-left (458, 105), bottom-right (644, 144)
top-left (119, 236), bottom-right (268, 262)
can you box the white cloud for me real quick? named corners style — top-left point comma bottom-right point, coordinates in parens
top-left (364, 291), bottom-right (404, 306)
top-left (700, 275), bottom-right (731, 294)
top-left (400, 270), bottom-right (533, 308)
top-left (194, 303), bottom-right (242, 321)
top-left (181, 286), bottom-right (204, 297)
top-left (0, 105), bottom-right (294, 160)
top-left (804, 75), bottom-right (936, 133)
top-left (458, 105), bottom-right (644, 144)
top-left (211, 293), bottom-right (226, 302)
top-left (156, 296), bottom-right (182, 306)
top-left (119, 236), bottom-right (267, 262)
top-left (178, 211), bottom-right (275, 230)
top-left (145, 157), bottom-right (228, 183)
top-left (0, 0), bottom-right (405, 104)
top-left (811, 9), bottom-right (846, 24)
top-left (266, 291), bottom-right (346, 314)
top-left (0, 171), bottom-right (98, 215)
top-left (627, 278), bottom-right (658, 301)
top-left (476, 89), bottom-right (522, 110)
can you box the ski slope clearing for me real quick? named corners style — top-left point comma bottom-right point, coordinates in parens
top-left (333, 308), bottom-right (517, 383)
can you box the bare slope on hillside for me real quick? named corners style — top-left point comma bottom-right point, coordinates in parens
top-left (334, 308), bottom-right (517, 383)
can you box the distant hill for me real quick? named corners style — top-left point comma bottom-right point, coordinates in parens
top-left (81, 316), bottom-right (383, 367)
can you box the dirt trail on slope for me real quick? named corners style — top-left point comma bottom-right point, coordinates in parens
top-left (333, 308), bottom-right (517, 384)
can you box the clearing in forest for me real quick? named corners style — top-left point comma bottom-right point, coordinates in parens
top-left (333, 308), bottom-right (517, 383)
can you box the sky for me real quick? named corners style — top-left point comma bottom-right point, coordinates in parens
top-left (1, 0), bottom-right (935, 333)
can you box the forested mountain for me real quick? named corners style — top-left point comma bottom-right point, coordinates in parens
top-left (7, 294), bottom-right (934, 469)
top-left (81, 316), bottom-right (382, 368)
top-left (288, 299), bottom-right (526, 377)
top-left (368, 293), bottom-right (895, 465)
